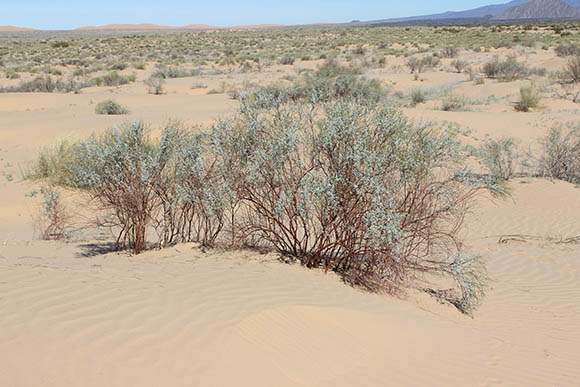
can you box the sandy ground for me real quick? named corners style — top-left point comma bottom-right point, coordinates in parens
top-left (1, 48), bottom-right (580, 386)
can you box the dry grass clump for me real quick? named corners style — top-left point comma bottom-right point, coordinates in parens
top-left (145, 76), bottom-right (165, 95)
top-left (515, 84), bottom-right (541, 112)
top-left (95, 100), bottom-right (129, 115)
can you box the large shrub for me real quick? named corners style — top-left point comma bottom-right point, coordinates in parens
top-left (210, 94), bottom-right (500, 313)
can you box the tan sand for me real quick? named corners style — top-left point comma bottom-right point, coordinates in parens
top-left (0, 43), bottom-right (579, 386)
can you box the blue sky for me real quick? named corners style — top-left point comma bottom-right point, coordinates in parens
top-left (1, 0), bottom-right (509, 29)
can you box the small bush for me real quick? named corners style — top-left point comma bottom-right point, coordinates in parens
top-left (451, 59), bottom-right (469, 73)
top-left (538, 125), bottom-right (580, 184)
top-left (27, 140), bottom-right (78, 186)
top-left (565, 57), bottom-right (580, 83)
top-left (91, 71), bottom-right (136, 87)
top-left (0, 75), bottom-right (79, 93)
top-left (278, 56), bottom-right (295, 65)
top-left (441, 95), bottom-right (466, 111)
top-left (406, 55), bottom-right (440, 74)
top-left (478, 138), bottom-right (520, 181)
top-left (555, 44), bottom-right (580, 57)
top-left (145, 76), bottom-right (165, 95)
top-left (515, 84), bottom-right (541, 112)
top-left (95, 100), bottom-right (129, 115)
top-left (152, 64), bottom-right (190, 79)
top-left (440, 46), bottom-right (459, 58)
top-left (482, 57), bottom-right (528, 81)
top-left (410, 87), bottom-right (426, 106)
top-left (35, 187), bottom-right (69, 240)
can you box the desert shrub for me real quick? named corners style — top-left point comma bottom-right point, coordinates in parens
top-left (482, 57), bottom-right (528, 81)
top-left (145, 75), bottom-right (165, 95)
top-left (33, 122), bottom-right (226, 253)
top-left (537, 125), bottom-right (580, 184)
top-left (410, 87), bottom-right (426, 105)
top-left (151, 64), bottom-right (190, 79)
top-left (95, 99), bottom-right (129, 115)
top-left (35, 187), bottom-right (69, 240)
top-left (478, 137), bottom-right (520, 181)
top-left (565, 57), bottom-right (580, 83)
top-left (451, 59), bottom-right (469, 73)
top-left (0, 75), bottom-right (78, 93)
top-left (555, 44), bottom-right (580, 57)
top-left (152, 127), bottom-right (229, 247)
top-left (515, 84), bottom-right (541, 112)
top-left (108, 62), bottom-right (127, 71)
top-left (440, 46), bottom-right (459, 58)
top-left (67, 122), bottom-right (169, 253)
top-left (28, 140), bottom-right (78, 186)
top-left (441, 94), bottom-right (466, 111)
top-left (278, 56), bottom-right (295, 65)
top-left (240, 67), bottom-right (384, 106)
top-left (406, 55), bottom-right (440, 74)
top-left (314, 59), bottom-right (362, 78)
top-left (210, 95), bottom-right (501, 314)
top-left (91, 71), bottom-right (136, 87)
top-left (51, 41), bottom-right (70, 48)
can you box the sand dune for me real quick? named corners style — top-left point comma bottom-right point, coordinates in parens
top-left (1, 29), bottom-right (579, 386)
top-left (0, 26), bottom-right (36, 32)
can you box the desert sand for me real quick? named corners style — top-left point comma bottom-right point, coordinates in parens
top-left (1, 31), bottom-right (579, 386)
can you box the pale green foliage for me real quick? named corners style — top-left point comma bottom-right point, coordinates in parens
top-left (479, 137), bottom-right (520, 181)
top-left (538, 125), bottom-right (580, 184)
top-left (211, 94), bottom-right (496, 313)
top-left (515, 84), bottom-right (541, 112)
top-left (95, 99), bottom-right (129, 115)
top-left (145, 76), bottom-right (165, 95)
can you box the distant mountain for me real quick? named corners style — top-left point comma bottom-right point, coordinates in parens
top-left (377, 0), bottom-right (580, 22)
top-left (495, 0), bottom-right (580, 19)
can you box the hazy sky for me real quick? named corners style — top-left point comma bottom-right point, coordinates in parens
top-left (1, 0), bottom-right (510, 29)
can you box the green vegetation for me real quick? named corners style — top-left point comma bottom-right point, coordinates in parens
top-left (95, 99), bottom-right (129, 115)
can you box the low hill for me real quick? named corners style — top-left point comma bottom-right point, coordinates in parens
top-left (0, 25), bottom-right (37, 32)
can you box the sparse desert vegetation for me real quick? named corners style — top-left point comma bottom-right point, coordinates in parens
top-left (2, 19), bottom-right (580, 387)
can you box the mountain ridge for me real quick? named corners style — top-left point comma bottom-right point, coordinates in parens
top-left (494, 0), bottom-right (580, 19)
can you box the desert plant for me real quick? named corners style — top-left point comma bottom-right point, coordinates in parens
top-left (441, 94), bottom-right (466, 111)
top-left (35, 187), bottom-right (69, 240)
top-left (482, 57), bottom-right (528, 81)
top-left (278, 56), bottom-right (295, 65)
top-left (537, 125), bottom-right (580, 184)
top-left (145, 76), bottom-right (165, 95)
top-left (95, 100), bottom-right (129, 115)
top-left (440, 46), bottom-right (459, 58)
top-left (565, 57), bottom-right (580, 83)
top-left (451, 59), bottom-right (469, 73)
top-left (478, 137), bottom-right (520, 181)
top-left (210, 95), bottom-right (503, 314)
top-left (515, 84), bottom-right (541, 112)
top-left (91, 71), bottom-right (136, 87)
top-left (28, 140), bottom-right (78, 186)
top-left (410, 87), bottom-right (426, 106)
